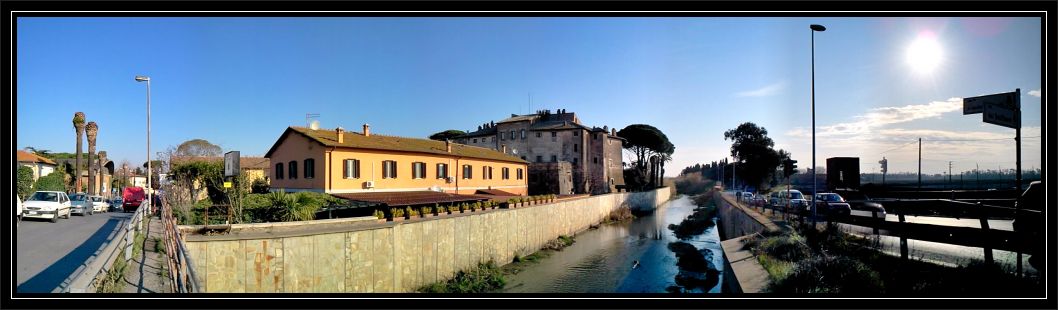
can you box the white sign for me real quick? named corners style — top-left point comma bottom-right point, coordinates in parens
top-left (983, 102), bottom-right (1019, 129)
top-left (963, 91), bottom-right (1017, 115)
top-left (224, 151), bottom-right (240, 177)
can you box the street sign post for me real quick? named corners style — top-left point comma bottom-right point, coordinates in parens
top-left (960, 89), bottom-right (1022, 190)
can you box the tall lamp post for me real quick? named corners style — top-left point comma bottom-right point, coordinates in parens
top-left (135, 75), bottom-right (151, 214)
top-left (810, 24), bottom-right (826, 226)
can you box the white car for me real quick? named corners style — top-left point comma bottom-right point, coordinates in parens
top-left (89, 195), bottom-right (109, 213)
top-left (23, 191), bottom-right (72, 223)
top-left (69, 193), bottom-right (94, 216)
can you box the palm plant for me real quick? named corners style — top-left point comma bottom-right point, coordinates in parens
top-left (73, 112), bottom-right (85, 193)
top-left (267, 191), bottom-right (318, 222)
top-left (85, 121), bottom-right (98, 195)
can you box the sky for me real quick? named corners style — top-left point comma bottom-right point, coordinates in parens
top-left (16, 17), bottom-right (1043, 177)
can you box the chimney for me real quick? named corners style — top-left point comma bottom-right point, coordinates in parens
top-left (446, 140), bottom-right (452, 153)
top-left (501, 144), bottom-right (507, 154)
top-left (603, 125), bottom-right (608, 132)
top-left (363, 124), bottom-right (370, 137)
top-left (611, 128), bottom-right (616, 136)
top-left (336, 127), bottom-right (345, 143)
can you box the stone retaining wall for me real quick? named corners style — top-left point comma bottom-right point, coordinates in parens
top-left (715, 192), bottom-right (779, 293)
top-left (182, 187), bottom-right (672, 293)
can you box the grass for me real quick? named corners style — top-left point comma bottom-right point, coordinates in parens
top-left (153, 237), bottom-right (165, 254)
top-left (96, 251), bottom-right (128, 293)
top-left (418, 260), bottom-right (505, 293)
top-left (601, 206), bottom-right (635, 224)
top-left (132, 231), bottom-right (146, 259)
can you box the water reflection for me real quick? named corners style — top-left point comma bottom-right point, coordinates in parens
top-left (501, 196), bottom-right (724, 293)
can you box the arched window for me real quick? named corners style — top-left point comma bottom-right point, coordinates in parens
top-left (288, 160), bottom-right (298, 179)
top-left (276, 163), bottom-right (284, 180)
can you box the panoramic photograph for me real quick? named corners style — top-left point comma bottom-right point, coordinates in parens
top-left (9, 14), bottom-right (1047, 303)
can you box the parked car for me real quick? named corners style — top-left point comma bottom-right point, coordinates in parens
top-left (750, 195), bottom-right (768, 208)
top-left (22, 191), bottom-right (72, 223)
top-left (90, 195), bottom-right (109, 213)
top-left (832, 188), bottom-right (887, 219)
top-left (69, 193), bottom-right (94, 216)
top-left (1013, 181), bottom-right (1043, 269)
top-left (814, 193), bottom-right (852, 217)
top-left (122, 187), bottom-right (145, 212)
top-left (111, 198), bottom-right (123, 211)
top-left (769, 189), bottom-right (809, 213)
top-left (740, 192), bottom-right (754, 202)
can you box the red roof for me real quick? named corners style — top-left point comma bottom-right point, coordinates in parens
top-left (16, 150), bottom-right (57, 165)
top-left (474, 189), bottom-right (519, 197)
top-left (331, 191), bottom-right (490, 207)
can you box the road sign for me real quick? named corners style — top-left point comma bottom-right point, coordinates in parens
top-left (224, 151), bottom-right (240, 177)
top-left (983, 102), bottom-right (1020, 129)
top-left (963, 91), bottom-right (1017, 115)
top-left (223, 181), bottom-right (233, 188)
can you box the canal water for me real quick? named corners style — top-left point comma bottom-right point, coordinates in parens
top-left (500, 195), bottom-right (724, 293)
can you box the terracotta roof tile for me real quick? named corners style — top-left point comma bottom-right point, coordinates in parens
top-left (331, 191), bottom-right (490, 207)
top-left (16, 150), bottom-right (56, 165)
top-left (280, 126), bottom-right (528, 164)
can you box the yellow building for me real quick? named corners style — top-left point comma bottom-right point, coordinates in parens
top-left (264, 125), bottom-right (529, 196)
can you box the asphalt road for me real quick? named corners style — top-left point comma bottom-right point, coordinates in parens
top-left (16, 209), bottom-right (131, 293)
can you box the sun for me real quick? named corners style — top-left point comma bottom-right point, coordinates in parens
top-left (906, 33), bottom-right (944, 75)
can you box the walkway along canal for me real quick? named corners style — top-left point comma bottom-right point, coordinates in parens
top-left (501, 195), bottom-right (725, 293)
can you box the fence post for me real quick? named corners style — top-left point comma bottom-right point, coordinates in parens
top-left (871, 211), bottom-right (880, 235)
top-left (898, 211), bottom-right (908, 261)
top-left (977, 202), bottom-right (994, 264)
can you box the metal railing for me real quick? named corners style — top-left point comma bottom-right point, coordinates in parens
top-left (64, 200), bottom-right (151, 293)
top-left (161, 200), bottom-right (202, 293)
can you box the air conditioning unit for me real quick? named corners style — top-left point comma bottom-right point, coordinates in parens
top-left (446, 176), bottom-right (455, 184)
top-left (363, 181), bottom-right (375, 189)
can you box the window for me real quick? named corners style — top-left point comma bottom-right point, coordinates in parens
top-left (536, 156), bottom-right (543, 163)
top-left (594, 133), bottom-right (600, 140)
top-left (574, 144), bottom-right (579, 152)
top-left (344, 159), bottom-right (361, 179)
top-left (521, 156), bottom-right (527, 160)
top-left (437, 163), bottom-right (449, 179)
top-left (593, 157), bottom-right (598, 164)
top-left (551, 131), bottom-right (557, 142)
top-left (520, 129), bottom-right (526, 139)
top-left (573, 130), bottom-right (579, 136)
top-left (509, 130), bottom-right (515, 141)
top-left (462, 165), bottom-right (473, 179)
top-left (482, 166), bottom-right (493, 180)
top-left (288, 161), bottom-right (298, 179)
top-left (501, 132), bottom-right (506, 140)
top-left (517, 168), bottom-right (524, 180)
top-left (412, 162), bottom-right (426, 179)
top-left (502, 167), bottom-right (510, 180)
top-left (551, 155), bottom-right (557, 163)
top-left (573, 158), bottom-right (578, 165)
top-left (304, 159), bottom-right (315, 179)
top-left (536, 132), bottom-right (541, 138)
top-left (276, 163), bottom-right (284, 180)
top-left (382, 160), bottom-right (397, 179)
top-left (473, 138), bottom-right (477, 143)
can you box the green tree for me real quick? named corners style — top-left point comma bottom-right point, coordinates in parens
top-left (617, 124), bottom-right (675, 190)
top-left (723, 122), bottom-right (783, 191)
top-left (34, 171), bottom-right (67, 192)
top-left (428, 129), bottom-right (467, 141)
top-left (23, 147), bottom-right (52, 158)
top-left (17, 166), bottom-right (35, 198)
top-left (175, 139), bottom-right (222, 157)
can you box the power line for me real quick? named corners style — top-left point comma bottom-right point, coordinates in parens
top-left (878, 140), bottom-right (917, 154)
top-left (923, 135), bottom-right (1041, 142)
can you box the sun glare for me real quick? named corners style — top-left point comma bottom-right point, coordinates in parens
top-left (906, 33), bottom-right (943, 75)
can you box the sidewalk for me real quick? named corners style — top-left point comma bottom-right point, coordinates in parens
top-left (122, 214), bottom-right (172, 293)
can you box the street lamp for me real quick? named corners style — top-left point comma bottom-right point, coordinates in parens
top-left (135, 75), bottom-right (151, 213)
top-left (810, 24), bottom-right (825, 226)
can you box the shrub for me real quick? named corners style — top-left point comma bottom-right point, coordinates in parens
top-left (507, 198), bottom-right (517, 205)
top-left (769, 256), bottom-right (884, 294)
top-left (421, 206), bottom-right (432, 216)
top-left (250, 178), bottom-right (270, 194)
top-left (448, 205), bottom-right (459, 213)
top-left (418, 261), bottom-right (505, 293)
top-left (408, 207), bottom-right (420, 218)
top-left (17, 166), bottom-right (34, 199)
top-left (33, 171), bottom-right (66, 192)
top-left (390, 207), bottom-right (405, 219)
top-left (374, 209), bottom-right (385, 219)
top-left (434, 203), bottom-right (441, 214)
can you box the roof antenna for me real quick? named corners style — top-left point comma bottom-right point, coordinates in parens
top-left (306, 113), bottom-right (320, 130)
top-left (528, 92), bottom-right (532, 115)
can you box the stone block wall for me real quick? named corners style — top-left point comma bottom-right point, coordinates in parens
top-left (184, 187), bottom-right (672, 293)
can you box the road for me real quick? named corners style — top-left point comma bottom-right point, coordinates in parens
top-left (16, 210), bottom-right (131, 293)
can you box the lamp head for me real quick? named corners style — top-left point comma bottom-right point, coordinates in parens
top-left (810, 24), bottom-right (826, 32)
top-left (135, 76), bottom-right (150, 82)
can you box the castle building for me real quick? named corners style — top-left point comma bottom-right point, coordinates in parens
top-left (454, 109), bottom-right (625, 195)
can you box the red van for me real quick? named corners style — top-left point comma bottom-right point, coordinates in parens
top-left (122, 187), bottom-right (145, 212)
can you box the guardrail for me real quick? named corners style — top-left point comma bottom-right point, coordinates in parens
top-left (64, 200), bottom-right (151, 293)
top-left (728, 192), bottom-right (1037, 275)
top-left (161, 200), bottom-right (202, 293)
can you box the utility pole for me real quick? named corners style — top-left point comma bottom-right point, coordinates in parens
top-left (949, 161), bottom-right (953, 189)
top-left (918, 137), bottom-right (922, 190)
top-left (976, 162), bottom-right (980, 190)
top-left (1015, 88), bottom-right (1022, 191)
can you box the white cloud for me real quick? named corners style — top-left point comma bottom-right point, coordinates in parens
top-left (734, 81), bottom-right (786, 98)
top-left (1028, 89), bottom-right (1041, 97)
top-left (786, 97), bottom-right (963, 138)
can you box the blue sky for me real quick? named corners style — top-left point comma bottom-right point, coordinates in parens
top-left (16, 17), bottom-right (1042, 176)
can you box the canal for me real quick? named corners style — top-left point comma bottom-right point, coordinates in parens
top-left (500, 195), bottom-right (725, 293)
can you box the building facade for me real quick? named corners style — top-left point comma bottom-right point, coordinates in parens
top-left (265, 125), bottom-right (529, 195)
top-left (17, 150), bottom-right (57, 180)
top-left (454, 109), bottom-right (625, 195)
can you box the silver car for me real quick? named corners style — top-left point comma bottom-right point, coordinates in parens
top-left (69, 193), bottom-right (94, 216)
